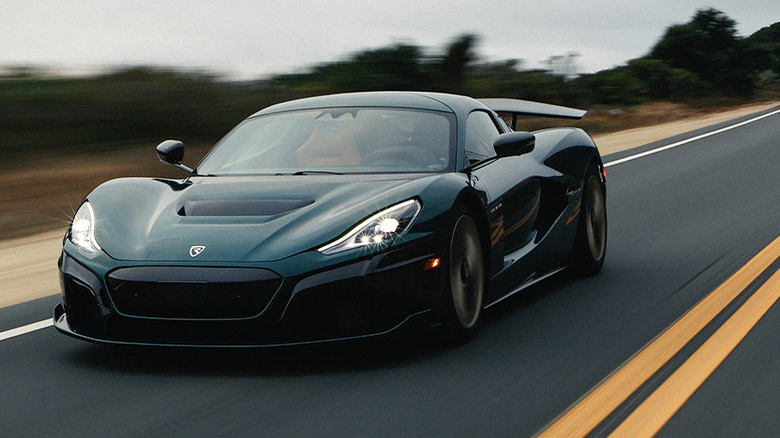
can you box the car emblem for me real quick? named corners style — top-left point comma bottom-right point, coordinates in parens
top-left (189, 245), bottom-right (205, 257)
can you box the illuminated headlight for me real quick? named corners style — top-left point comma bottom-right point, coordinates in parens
top-left (319, 199), bottom-right (421, 255)
top-left (70, 202), bottom-right (101, 253)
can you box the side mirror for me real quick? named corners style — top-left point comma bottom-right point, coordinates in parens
top-left (493, 132), bottom-right (535, 157)
top-left (157, 139), bottom-right (185, 163)
top-left (156, 140), bottom-right (193, 175)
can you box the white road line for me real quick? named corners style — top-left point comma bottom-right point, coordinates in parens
top-left (604, 108), bottom-right (780, 168)
top-left (0, 319), bottom-right (53, 342)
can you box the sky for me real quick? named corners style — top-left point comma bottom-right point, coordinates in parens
top-left (1, 0), bottom-right (778, 79)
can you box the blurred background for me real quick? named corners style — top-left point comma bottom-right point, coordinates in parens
top-left (1, 4), bottom-right (778, 240)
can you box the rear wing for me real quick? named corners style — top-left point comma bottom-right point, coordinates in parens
top-left (478, 98), bottom-right (586, 130)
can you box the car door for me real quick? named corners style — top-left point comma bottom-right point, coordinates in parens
top-left (466, 111), bottom-right (541, 280)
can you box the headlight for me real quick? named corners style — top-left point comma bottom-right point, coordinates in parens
top-left (70, 202), bottom-right (101, 253)
top-left (319, 199), bottom-right (421, 255)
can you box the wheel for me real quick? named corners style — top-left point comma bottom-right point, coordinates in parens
top-left (571, 166), bottom-right (607, 276)
top-left (441, 213), bottom-right (485, 343)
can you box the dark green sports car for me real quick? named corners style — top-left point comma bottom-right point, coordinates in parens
top-left (54, 91), bottom-right (607, 347)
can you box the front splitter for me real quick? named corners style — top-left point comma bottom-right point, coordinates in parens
top-left (53, 303), bottom-right (431, 348)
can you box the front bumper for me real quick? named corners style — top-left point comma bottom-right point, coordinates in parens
top-left (55, 236), bottom-right (447, 347)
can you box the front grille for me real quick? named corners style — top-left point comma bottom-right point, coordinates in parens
top-left (107, 267), bottom-right (281, 320)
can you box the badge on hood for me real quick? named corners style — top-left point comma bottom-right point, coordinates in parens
top-left (189, 245), bottom-right (205, 257)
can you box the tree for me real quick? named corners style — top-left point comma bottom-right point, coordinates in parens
top-left (314, 44), bottom-right (427, 92)
top-left (745, 22), bottom-right (780, 74)
top-left (580, 67), bottom-right (645, 105)
top-left (626, 58), bottom-right (709, 99)
top-left (648, 8), bottom-right (753, 95)
top-left (274, 44), bottom-right (427, 93)
top-left (431, 34), bottom-right (479, 92)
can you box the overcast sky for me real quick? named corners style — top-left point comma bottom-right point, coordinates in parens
top-left (1, 1), bottom-right (777, 79)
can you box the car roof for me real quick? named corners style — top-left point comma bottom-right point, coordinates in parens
top-left (250, 91), bottom-right (486, 118)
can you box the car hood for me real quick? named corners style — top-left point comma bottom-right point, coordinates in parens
top-left (88, 174), bottom-right (445, 262)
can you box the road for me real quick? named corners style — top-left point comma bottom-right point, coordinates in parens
top-left (1, 106), bottom-right (779, 437)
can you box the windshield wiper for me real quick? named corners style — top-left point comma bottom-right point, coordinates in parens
top-left (290, 170), bottom-right (343, 175)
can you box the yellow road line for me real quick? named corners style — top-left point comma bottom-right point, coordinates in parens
top-left (536, 235), bottom-right (780, 437)
top-left (611, 266), bottom-right (780, 437)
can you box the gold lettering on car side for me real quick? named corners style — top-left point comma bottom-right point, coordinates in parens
top-left (566, 200), bottom-right (581, 226)
top-left (490, 216), bottom-right (504, 247)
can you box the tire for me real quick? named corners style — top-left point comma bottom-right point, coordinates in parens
top-left (571, 166), bottom-right (607, 276)
top-left (441, 213), bottom-right (486, 343)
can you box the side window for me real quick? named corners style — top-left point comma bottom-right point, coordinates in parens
top-left (465, 111), bottom-right (500, 162)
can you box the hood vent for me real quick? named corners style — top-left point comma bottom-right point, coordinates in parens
top-left (178, 199), bottom-right (314, 217)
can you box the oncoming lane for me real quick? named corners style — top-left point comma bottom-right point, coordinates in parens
top-left (538, 234), bottom-right (780, 436)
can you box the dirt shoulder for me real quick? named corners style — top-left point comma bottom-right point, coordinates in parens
top-left (1, 230), bottom-right (65, 308)
top-left (1, 101), bottom-right (778, 308)
top-left (591, 101), bottom-right (780, 155)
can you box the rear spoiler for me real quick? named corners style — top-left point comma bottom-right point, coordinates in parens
top-left (478, 98), bottom-right (586, 130)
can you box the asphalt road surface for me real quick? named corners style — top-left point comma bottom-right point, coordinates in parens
top-left (1, 106), bottom-right (779, 437)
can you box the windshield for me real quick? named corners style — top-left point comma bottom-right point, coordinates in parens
top-left (196, 108), bottom-right (456, 175)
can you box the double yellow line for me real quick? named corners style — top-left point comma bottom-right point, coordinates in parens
top-left (536, 235), bottom-right (780, 437)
